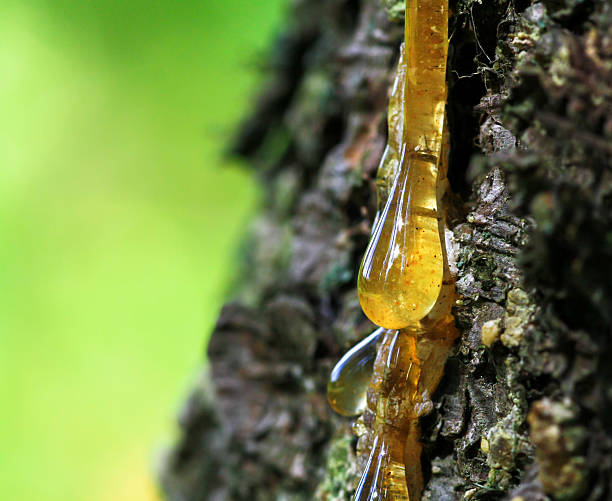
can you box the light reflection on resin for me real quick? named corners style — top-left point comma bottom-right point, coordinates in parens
top-left (327, 328), bottom-right (388, 417)
top-left (374, 44), bottom-right (406, 222)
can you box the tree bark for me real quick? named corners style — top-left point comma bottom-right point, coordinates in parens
top-left (159, 0), bottom-right (612, 500)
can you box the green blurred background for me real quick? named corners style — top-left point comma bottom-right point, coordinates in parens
top-left (0, 1), bottom-right (285, 500)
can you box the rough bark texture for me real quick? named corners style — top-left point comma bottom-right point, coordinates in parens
top-left (159, 1), bottom-right (612, 500)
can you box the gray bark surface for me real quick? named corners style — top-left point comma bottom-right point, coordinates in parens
top-left (159, 1), bottom-right (612, 499)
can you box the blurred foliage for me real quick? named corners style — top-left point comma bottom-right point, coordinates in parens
top-left (0, 1), bottom-right (286, 500)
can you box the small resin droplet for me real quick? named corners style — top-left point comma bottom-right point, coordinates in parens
top-left (327, 328), bottom-right (387, 417)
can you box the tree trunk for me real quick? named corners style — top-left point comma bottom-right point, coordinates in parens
top-left (159, 0), bottom-right (612, 500)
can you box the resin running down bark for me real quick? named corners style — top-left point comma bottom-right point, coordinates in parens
top-left (357, 0), bottom-right (449, 329)
top-left (329, 0), bottom-right (455, 499)
top-left (356, 321), bottom-right (457, 500)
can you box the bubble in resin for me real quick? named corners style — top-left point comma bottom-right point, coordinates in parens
top-left (327, 328), bottom-right (388, 417)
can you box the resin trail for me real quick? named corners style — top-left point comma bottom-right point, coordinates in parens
top-left (353, 0), bottom-right (453, 499)
top-left (355, 320), bottom-right (457, 501)
top-left (354, 128), bottom-right (457, 500)
top-left (327, 0), bottom-right (454, 498)
top-left (357, 0), bottom-right (449, 330)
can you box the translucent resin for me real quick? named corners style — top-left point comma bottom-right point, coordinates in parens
top-left (327, 0), bottom-right (456, 499)
top-left (353, 0), bottom-right (455, 499)
top-left (359, 148), bottom-right (444, 329)
top-left (357, 0), bottom-right (449, 330)
top-left (356, 322), bottom-right (458, 501)
top-left (327, 328), bottom-right (387, 417)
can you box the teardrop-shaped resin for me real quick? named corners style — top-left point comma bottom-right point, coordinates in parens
top-left (357, 0), bottom-right (449, 332)
top-left (351, 1), bottom-right (453, 499)
top-left (358, 146), bottom-right (444, 330)
top-left (327, 328), bottom-right (387, 417)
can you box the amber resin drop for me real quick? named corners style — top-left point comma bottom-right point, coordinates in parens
top-left (327, 328), bottom-right (388, 417)
top-left (357, 0), bottom-right (449, 331)
top-left (350, 0), bottom-right (454, 500)
top-left (359, 147), bottom-right (444, 329)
